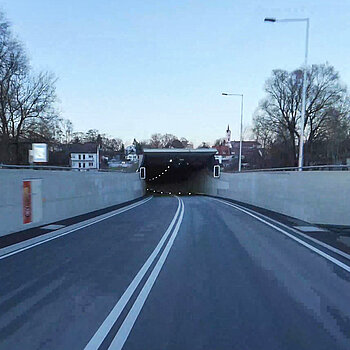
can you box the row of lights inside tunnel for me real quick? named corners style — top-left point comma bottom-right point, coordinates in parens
top-left (148, 162), bottom-right (171, 182)
top-left (146, 189), bottom-right (192, 196)
top-left (147, 158), bottom-right (190, 182)
top-left (146, 159), bottom-right (192, 196)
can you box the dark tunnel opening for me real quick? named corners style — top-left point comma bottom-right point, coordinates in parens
top-left (141, 149), bottom-right (217, 195)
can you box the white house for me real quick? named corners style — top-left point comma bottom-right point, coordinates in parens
top-left (125, 144), bottom-right (138, 162)
top-left (125, 153), bottom-right (138, 162)
top-left (125, 145), bottom-right (136, 154)
top-left (70, 143), bottom-right (100, 170)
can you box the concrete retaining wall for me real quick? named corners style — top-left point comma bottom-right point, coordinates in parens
top-left (195, 171), bottom-right (350, 226)
top-left (0, 169), bottom-right (145, 237)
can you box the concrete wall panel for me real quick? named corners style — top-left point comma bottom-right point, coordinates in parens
top-left (0, 170), bottom-right (145, 237)
top-left (194, 171), bottom-right (350, 226)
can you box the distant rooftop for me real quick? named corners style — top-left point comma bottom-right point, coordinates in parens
top-left (143, 148), bottom-right (217, 154)
top-left (69, 143), bottom-right (98, 153)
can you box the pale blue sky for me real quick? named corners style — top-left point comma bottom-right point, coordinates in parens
top-left (2, 0), bottom-right (350, 146)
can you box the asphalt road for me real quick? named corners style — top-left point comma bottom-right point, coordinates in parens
top-left (0, 195), bottom-right (349, 349)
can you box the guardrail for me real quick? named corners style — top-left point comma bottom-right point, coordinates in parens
top-left (225, 164), bottom-right (350, 173)
top-left (0, 164), bottom-right (72, 171)
top-left (0, 164), bottom-right (136, 173)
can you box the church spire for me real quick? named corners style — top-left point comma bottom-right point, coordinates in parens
top-left (226, 124), bottom-right (231, 147)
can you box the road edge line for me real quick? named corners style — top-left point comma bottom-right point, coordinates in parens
top-left (224, 200), bottom-right (350, 261)
top-left (213, 198), bottom-right (350, 273)
top-left (0, 196), bottom-right (153, 260)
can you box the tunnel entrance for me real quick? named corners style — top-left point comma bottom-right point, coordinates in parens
top-left (141, 149), bottom-right (217, 195)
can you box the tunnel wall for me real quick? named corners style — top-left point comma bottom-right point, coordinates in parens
top-left (194, 170), bottom-right (350, 226)
top-left (0, 169), bottom-right (145, 237)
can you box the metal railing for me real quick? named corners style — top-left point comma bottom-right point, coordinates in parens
top-left (225, 164), bottom-right (350, 173)
top-left (0, 164), bottom-right (72, 171)
top-left (0, 163), bottom-right (136, 173)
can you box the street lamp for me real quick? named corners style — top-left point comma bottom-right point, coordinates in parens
top-left (222, 93), bottom-right (244, 172)
top-left (264, 17), bottom-right (310, 170)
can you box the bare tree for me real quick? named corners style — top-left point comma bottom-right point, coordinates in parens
top-left (60, 119), bottom-right (73, 144)
top-left (149, 133), bottom-right (162, 148)
top-left (7, 72), bottom-right (57, 160)
top-left (141, 133), bottom-right (194, 149)
top-left (0, 12), bottom-right (27, 162)
top-left (161, 133), bottom-right (177, 148)
top-left (84, 129), bottom-right (99, 143)
top-left (0, 11), bottom-right (59, 163)
top-left (253, 63), bottom-right (350, 166)
top-left (197, 142), bottom-right (210, 149)
top-left (214, 138), bottom-right (225, 146)
top-left (101, 136), bottom-right (123, 152)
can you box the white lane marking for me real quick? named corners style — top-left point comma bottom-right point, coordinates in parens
top-left (108, 199), bottom-right (185, 350)
top-left (212, 197), bottom-right (350, 262)
top-left (293, 225), bottom-right (327, 232)
top-left (84, 197), bottom-right (182, 350)
top-left (212, 198), bottom-right (350, 273)
top-left (0, 197), bottom-right (153, 260)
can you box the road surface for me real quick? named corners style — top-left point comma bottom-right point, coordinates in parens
top-left (0, 195), bottom-right (349, 349)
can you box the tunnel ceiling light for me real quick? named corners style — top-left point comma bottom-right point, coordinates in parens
top-left (169, 159), bottom-right (173, 162)
top-left (167, 165), bottom-right (170, 168)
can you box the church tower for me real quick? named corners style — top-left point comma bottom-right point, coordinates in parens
top-left (226, 124), bottom-right (231, 147)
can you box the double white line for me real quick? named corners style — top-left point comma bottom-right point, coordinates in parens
top-left (84, 197), bottom-right (185, 350)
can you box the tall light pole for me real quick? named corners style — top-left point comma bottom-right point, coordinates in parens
top-left (264, 17), bottom-right (310, 170)
top-left (222, 93), bottom-right (244, 172)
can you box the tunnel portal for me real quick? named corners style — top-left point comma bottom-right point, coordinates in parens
top-left (141, 149), bottom-right (217, 195)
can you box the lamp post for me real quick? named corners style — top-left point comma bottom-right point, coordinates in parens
top-left (264, 17), bottom-right (310, 170)
top-left (222, 93), bottom-right (244, 172)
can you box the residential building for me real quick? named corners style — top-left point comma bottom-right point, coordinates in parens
top-left (70, 143), bottom-right (100, 170)
top-left (230, 140), bottom-right (263, 169)
top-left (213, 126), bottom-right (264, 169)
top-left (125, 145), bottom-right (137, 154)
top-left (125, 144), bottom-right (139, 162)
top-left (230, 140), bottom-right (262, 156)
top-left (126, 153), bottom-right (138, 162)
top-left (212, 145), bottom-right (233, 165)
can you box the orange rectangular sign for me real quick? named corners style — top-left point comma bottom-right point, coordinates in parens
top-left (23, 181), bottom-right (32, 224)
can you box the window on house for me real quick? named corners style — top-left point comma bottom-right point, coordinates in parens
top-left (78, 154), bottom-right (81, 160)
top-left (83, 163), bottom-right (85, 168)
top-left (78, 163), bottom-right (81, 168)
top-left (89, 162), bottom-right (93, 166)
top-left (89, 155), bottom-right (93, 158)
top-left (83, 154), bottom-right (85, 160)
